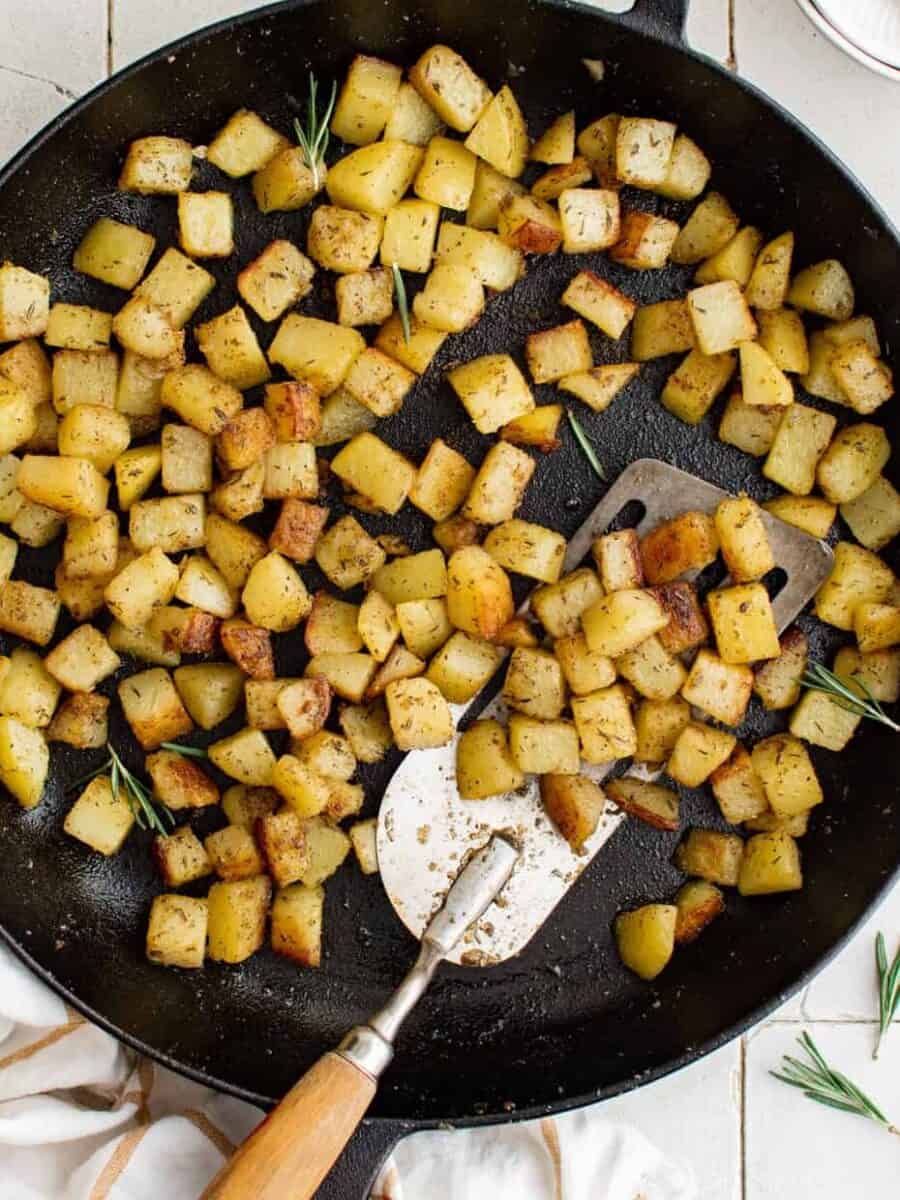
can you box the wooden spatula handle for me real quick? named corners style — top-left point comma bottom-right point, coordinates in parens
top-left (200, 1051), bottom-right (376, 1200)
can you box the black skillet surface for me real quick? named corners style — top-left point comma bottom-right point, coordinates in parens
top-left (0, 0), bottom-right (898, 1195)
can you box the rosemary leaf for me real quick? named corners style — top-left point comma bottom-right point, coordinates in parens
top-left (801, 662), bottom-right (900, 732)
top-left (566, 409), bottom-right (606, 481)
top-left (772, 1032), bottom-right (900, 1135)
top-left (392, 263), bottom-right (411, 344)
top-left (875, 932), bottom-right (900, 1059)
top-left (293, 73), bottom-right (336, 191)
top-left (160, 741), bottom-right (208, 759)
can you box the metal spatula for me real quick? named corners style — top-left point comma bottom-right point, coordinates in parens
top-left (204, 459), bottom-right (833, 1200)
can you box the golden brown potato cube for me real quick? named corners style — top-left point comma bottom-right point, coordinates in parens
top-left (215, 408), bottom-right (275, 473)
top-left (308, 205), bottom-right (383, 274)
top-left (44, 625), bottom-right (119, 693)
top-left (333, 268), bottom-right (395, 329)
top-left (592, 529), bottom-right (643, 593)
top-left (484, 519), bottom-right (566, 585)
top-left (553, 633), bottom-right (615, 697)
top-left (257, 810), bottom-right (310, 887)
top-left (56, 403), bottom-right (129, 474)
top-left (687, 280), bottom-right (757, 356)
top-left (464, 84), bottom-right (529, 178)
top-left (462, 441), bottom-right (535, 526)
top-left (466, 159), bottom-right (526, 229)
top-left (447, 354), bottom-right (534, 435)
top-left (153, 826), bottom-right (211, 887)
top-left (709, 745), bottom-right (768, 824)
top-left (113, 296), bottom-right (183, 363)
top-left (0, 714), bottom-right (47, 808)
top-left (380, 198), bottom-right (441, 274)
top-left (268, 499), bottom-right (328, 564)
top-left (738, 831), bottom-right (802, 896)
top-left (331, 54), bottom-right (402, 145)
top-left (330, 431), bottom-right (416, 516)
top-left (0, 579), bottom-right (60, 646)
top-left (751, 734), bottom-right (822, 816)
top-left (114, 446), bottom-right (162, 512)
top-left (433, 223), bottom-right (523, 291)
top-left (694, 226), bottom-right (763, 288)
top-left (409, 45), bottom-right (492, 133)
top-left (207, 876), bottom-right (271, 964)
top-left (814, 541), bottom-right (894, 630)
top-left (532, 567), bottom-right (603, 639)
top-left (658, 132), bottom-right (710, 200)
top-left (634, 696), bottom-right (690, 763)
top-left (74, 218), bottom-right (155, 290)
top-left (252, 145), bottom-right (319, 213)
top-left (221, 785), bottom-right (279, 829)
top-left (502, 647), bottom-right (566, 719)
top-left (274, 678), bottom-right (332, 741)
top-left (788, 685), bottom-right (861, 752)
top-left (262, 442), bottom-right (317, 502)
top-left (270, 314), bottom-right (365, 396)
top-left (45, 303), bottom-right (112, 351)
top-left (674, 880), bottom-right (724, 945)
top-left (614, 904), bottom-right (677, 981)
top-left (833, 645), bottom-right (900, 704)
top-left (840, 475), bottom-right (900, 552)
top-left (384, 81), bottom-right (443, 146)
top-left (739, 341), bottom-right (793, 409)
top-left (530, 110), bottom-right (575, 165)
top-left (348, 819), bottom-right (379, 877)
top-left (798, 329), bottom-right (845, 405)
top-left (393, 598), bottom-right (449, 661)
top-left (0, 264), bottom-right (49, 341)
top-left (271, 882), bottom-right (324, 966)
top-left (237, 239), bottom-right (314, 322)
top-left (571, 683), bottom-right (636, 764)
top-left (661, 349), bottom-right (736, 425)
top-left (160, 424), bottom-right (212, 495)
top-left (372, 548), bottom-right (448, 611)
top-left (615, 117), bottom-right (676, 189)
top-left (581, 589), bottom-right (667, 657)
top-left (787, 258), bottom-right (854, 320)
top-left (264, 382), bottom-right (321, 445)
top-left (385, 677), bottom-right (453, 750)
top-left (47, 691), bottom-right (109, 749)
top-left (174, 556), bottom-right (236, 619)
top-left (343, 348), bottom-right (415, 419)
top-left (714, 496), bottom-right (775, 583)
top-left (525, 320), bottom-right (591, 385)
top-left (605, 777), bottom-right (679, 831)
top-left (132, 249), bottom-right (215, 332)
top-left (355, 591), bottom-right (398, 663)
top-left (674, 829), bottom-right (744, 887)
top-left (630, 299), bottom-right (695, 361)
top-left (611, 211), bottom-right (680, 270)
top-left (708, 583), bottom-right (780, 665)
top-left (9, 498), bottom-right (62, 548)
top-left (446, 546), bottom-right (514, 641)
top-left (412, 263), bottom-right (484, 333)
top-left (51, 349), bottom-right (119, 414)
top-left (306, 653), bottom-right (377, 704)
top-left (763, 402), bottom-right (837, 496)
top-left (245, 679), bottom-right (303, 731)
top-left (671, 192), bottom-right (740, 265)
top-left (129, 495), bottom-right (205, 555)
top-left (432, 515), bottom-right (481, 558)
top-left (196, 304), bottom-right (269, 390)
top-left (830, 339), bottom-right (894, 415)
top-left (295, 817), bottom-right (351, 888)
top-left (497, 193), bottom-right (562, 253)
top-left (753, 627), bottom-right (808, 710)
top-left (616, 634), bottom-right (687, 701)
top-left (555, 187), bottom-right (620, 253)
top-left (63, 775), bottom-right (133, 856)
top-left (208, 727), bottom-right (277, 786)
top-left (146, 894), bottom-right (208, 968)
top-left (424, 630), bottom-right (503, 703)
top-left (718, 391), bottom-right (783, 457)
top-left (294, 732), bottom-right (356, 783)
top-left (146, 748), bottom-right (220, 811)
top-left (203, 825), bottom-right (264, 883)
top-left (376, 315), bottom-right (447, 379)
top-left (314, 515), bottom-right (385, 590)
top-left (161, 364), bottom-right (242, 436)
top-left (816, 422), bottom-right (890, 504)
top-left (640, 513), bottom-right (719, 587)
top-left (326, 140), bottom-right (424, 216)
top-left (667, 722), bottom-right (736, 788)
top-left (745, 230), bottom-right (794, 310)
top-left (408, 439), bottom-right (475, 522)
top-left (339, 699), bottom-right (392, 764)
top-left (561, 271), bottom-right (635, 340)
top-left (854, 602), bottom-right (900, 653)
top-left (508, 714), bottom-right (579, 774)
top-left (242, 551), bottom-right (311, 632)
top-left (456, 718), bottom-right (524, 799)
top-left (120, 135), bottom-right (193, 193)
top-left (199, 518), bottom-right (262, 596)
top-left (119, 669), bottom-right (193, 750)
top-left (172, 663), bottom-right (243, 731)
top-left (501, 405), bottom-right (563, 452)
top-left (756, 307), bottom-right (809, 374)
top-left (177, 191), bottom-right (234, 258)
top-left (0, 337), bottom-right (51, 405)
top-left (207, 108), bottom-right (288, 176)
top-left (363, 641), bottom-right (421, 698)
top-left (540, 774), bottom-right (605, 851)
top-left (0, 381), bottom-right (36, 456)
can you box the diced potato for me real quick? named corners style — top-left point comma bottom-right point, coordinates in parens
top-left (153, 826), bottom-right (212, 887)
top-left (834, 645), bottom-right (900, 703)
top-left (502, 647), bottom-right (566, 719)
top-left (204, 824), bottom-right (265, 882)
top-left (0, 380), bottom-right (36, 454)
top-left (172, 663), bottom-right (243, 731)
top-left (686, 281), bottom-right (756, 357)
top-left (532, 567), bottom-right (603, 638)
top-left (237, 239), bottom-right (314, 322)
top-left (462, 441), bottom-right (535, 525)
top-left (302, 592), bottom-right (361, 657)
top-left (671, 192), bottom-right (739, 265)
top-left (830, 339), bottom-right (894, 415)
top-left (508, 714), bottom-right (579, 774)
top-left (0, 579), bottom-right (60, 646)
top-left (0, 264), bottom-right (49, 341)
top-left (634, 695), bottom-right (691, 763)
top-left (681, 648), bottom-right (752, 732)
top-left (374, 311), bottom-right (447, 374)
top-left (616, 633), bottom-right (687, 701)
top-left (257, 808), bottom-right (312, 885)
top-left (266, 500), bottom-right (326, 566)
top-left (271, 883), bottom-right (324, 966)
top-left (146, 894), bottom-right (208, 968)
top-left (739, 830), bottom-right (803, 895)
top-left (446, 545), bottom-right (514, 640)
top-left (497, 193), bottom-right (562, 253)
top-left (296, 816), bottom-right (351, 888)
top-left (484, 519), bottom-right (566, 584)
top-left (708, 582), bottom-right (780, 665)
top-left (10, 499), bottom-right (63, 548)
top-left (370, 549), bottom-right (447, 607)
top-left (614, 904), bottom-right (677, 981)
top-left (425, 630), bottom-right (504, 703)
top-left (675, 829), bottom-right (743, 886)
top-left (394, 598), bottom-right (451, 661)
top-left (269, 314), bottom-right (364, 396)
top-left (307, 205), bottom-right (383, 276)
top-left (339, 699), bottom-right (392, 763)
top-left (177, 191), bottom-right (234, 258)
top-left (530, 110), bottom-right (575, 164)
top-left (751, 733), bottom-right (822, 816)
top-left (753, 627), bottom-right (808, 710)
top-left (816, 422), bottom-right (890, 504)
top-left (591, 529), bottom-right (641, 594)
top-left (207, 876), bottom-right (271, 964)
top-left (195, 304), bottom-right (269, 390)
top-left (118, 668), bottom-right (192, 750)
top-left (211, 462), bottom-right (264, 522)
top-left (434, 224), bottom-right (523, 292)
top-left (204, 109), bottom-right (286, 178)
top-left (432, 514), bottom-right (482, 556)
top-left (0, 647), bottom-right (58, 728)
top-left (789, 683), bottom-right (861, 751)
top-left (525, 320), bottom-right (591, 385)
top-left (384, 80), bottom-right (444, 146)
top-left (151, 606), bottom-right (219, 656)
top-left (840, 475), bottom-right (900, 551)
top-left (531, 160), bottom-right (597, 203)
top-left (718, 390), bottom-right (782, 457)
top-left (273, 678), bottom-right (331, 741)
top-left (466, 160), bottom-right (526, 229)
top-left (314, 515), bottom-right (385, 590)
top-left (174, 556), bottom-right (236, 619)
top-left (331, 55), bottom-right (402, 144)
top-left (448, 354), bottom-right (534, 435)
top-left (114, 445), bottom-right (162, 512)
top-left (714, 496), bottom-right (775, 583)
top-left (208, 728), bottom-right (276, 786)
top-left (787, 258), bottom-right (854, 320)
top-left (379, 199), bottom-right (441, 275)
top-left (740, 341), bottom-right (793, 409)
top-left (756, 307), bottom-right (809, 374)
top-left (763, 402), bottom-right (836, 496)
top-left (630, 299), bottom-right (695, 362)
top-left (262, 442), bottom-right (318, 502)
top-left (412, 136), bottom-right (476, 211)
top-left (252, 145), bottom-right (320, 214)
top-left (694, 227), bottom-right (763, 288)
top-left (144, 750), bottom-right (219, 812)
top-left (22, 401), bottom-right (58, 453)
top-left (605, 777), bottom-right (679, 831)
top-left (245, 679), bottom-right (302, 730)
top-left (658, 133), bottom-right (710, 201)
top-left (615, 117), bottom-right (676, 189)
top-left (456, 718), bottom-right (524, 799)
top-left (640, 512), bottom-right (718, 586)
top-left (661, 349), bottom-right (736, 425)
top-left (348, 819), bottom-right (379, 876)
top-left (667, 721), bottom-right (736, 787)
top-left (215, 408), bottom-right (275, 474)
top-left (409, 45), bottom-right (492, 133)
top-left (814, 541), bottom-right (894, 630)
top-left (709, 744), bottom-right (768, 824)
top-left (46, 303), bottom-right (112, 351)
top-left (0, 338), bottom-right (51, 404)
top-left (74, 218), bottom-right (155, 290)
top-left (553, 633), bottom-right (614, 697)
top-left (383, 677), bottom-right (452, 750)
top-left (108, 615), bottom-right (180, 667)
top-left (129, 495), bottom-right (205, 554)
top-left (44, 625), bottom-right (119, 693)
top-left (561, 271), bottom-right (635, 340)
top-left (674, 880), bottom-right (724, 944)
top-left (120, 135), bottom-right (194, 193)
top-left (500, 405), bottom-right (563, 452)
top-left (241, 551), bottom-right (310, 632)
top-left (161, 364), bottom-right (242, 437)
top-left (221, 786), bottom-right (279, 830)
top-left (407, 439), bottom-right (474, 523)
top-left (16, 453), bottom-right (108, 522)
top-left (306, 652), bottom-right (377, 704)
top-left (855, 602), bottom-right (900, 653)
top-left (159, 424), bottom-right (212, 495)
top-left (571, 684), bottom-right (636, 763)
top-left (610, 211), bottom-right (680, 270)
top-left (333, 268), bottom-right (395, 332)
top-left (327, 140), bottom-right (424, 216)
top-left (52, 349), bottom-right (119, 415)
top-left (413, 264), bottom-right (484, 333)
top-left (113, 296), bottom-right (183, 362)
top-left (46, 691), bottom-right (108, 749)
top-left (330, 432), bottom-right (416, 516)
top-left (464, 85), bottom-right (529, 177)
top-left (744, 231), bottom-right (794, 310)
top-left (131, 251), bottom-right (214, 332)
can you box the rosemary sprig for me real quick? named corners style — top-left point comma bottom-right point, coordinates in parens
top-left (160, 741), bottom-right (208, 759)
top-left (566, 409), bottom-right (606, 481)
top-left (772, 1032), bottom-right (899, 1135)
top-left (71, 744), bottom-right (174, 838)
top-left (391, 263), bottom-right (411, 344)
top-left (293, 73), bottom-right (336, 191)
top-left (875, 932), bottom-right (900, 1059)
top-left (801, 662), bottom-right (900, 732)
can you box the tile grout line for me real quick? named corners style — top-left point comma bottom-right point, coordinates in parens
top-left (739, 1036), bottom-right (747, 1200)
top-left (727, 0), bottom-right (738, 72)
top-left (106, 0), bottom-right (114, 76)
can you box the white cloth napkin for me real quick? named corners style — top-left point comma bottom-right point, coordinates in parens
top-left (0, 941), bottom-right (695, 1199)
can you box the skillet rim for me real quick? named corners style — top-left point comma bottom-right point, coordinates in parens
top-left (0, 0), bottom-right (897, 1125)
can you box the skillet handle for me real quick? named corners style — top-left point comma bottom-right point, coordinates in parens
top-left (200, 1051), bottom-right (377, 1200)
top-left (614, 0), bottom-right (689, 43)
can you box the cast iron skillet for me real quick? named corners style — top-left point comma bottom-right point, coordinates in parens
top-left (0, 0), bottom-right (897, 1195)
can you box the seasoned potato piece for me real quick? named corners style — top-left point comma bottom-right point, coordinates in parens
top-left (0, 647), bottom-right (58, 728)
top-left (718, 391), bottom-right (782, 457)
top-left (339, 699), bottom-right (393, 764)
top-left (530, 111), bottom-right (575, 164)
top-left (560, 363), bottom-right (640, 413)
top-left (814, 541), bottom-right (894, 630)
top-left (305, 590), bottom-right (364, 655)
top-left (17, 453), bottom-right (109, 519)
top-left (207, 876), bottom-right (271, 964)
top-left (221, 785), bottom-right (279, 829)
top-left (855, 602), bottom-right (900, 653)
top-left (413, 264), bottom-right (484, 333)
top-left (161, 364), bottom-right (242, 437)
top-left (220, 620), bottom-right (274, 683)
top-left (446, 546), bottom-right (514, 640)
top-left (204, 825), bottom-right (265, 882)
top-left (501, 405), bottom-right (562, 452)
top-left (394, 598), bottom-right (450, 661)
top-left (667, 721), bottom-right (736, 787)
top-left (710, 744), bottom-right (768, 823)
top-left (0, 265), bottom-right (49, 344)
top-left (306, 652), bottom-right (377, 704)
top-left (331, 268), bottom-right (393, 329)
top-left (555, 187), bottom-right (620, 253)
top-left (432, 515), bottom-right (481, 557)
top-left (575, 113), bottom-right (620, 185)
top-left (592, 530), bottom-right (643, 594)
top-left (348, 819), bottom-right (379, 877)
top-left (502, 647), bottom-right (566, 719)
top-left (207, 108), bottom-right (288, 176)
top-left (661, 349), bottom-right (736, 425)
top-left (788, 683), bottom-right (861, 752)
top-left (744, 231), bottom-right (794, 310)
top-left (614, 904), bottom-right (677, 981)
top-left (0, 381), bottom-right (37, 455)
top-left (751, 734), bottom-right (822, 816)
top-left (131, 250), bottom-right (214, 333)
top-left (307, 205), bottom-right (383, 275)
top-left (45, 303), bottom-right (112, 351)
top-left (52, 350), bottom-right (119, 415)
top-left (331, 54), bottom-right (402, 145)
top-left (129, 495), bottom-right (205, 555)
top-left (0, 338), bottom-right (51, 405)
top-left (525, 320), bottom-right (591, 385)
top-left (242, 551), bottom-right (311, 632)
top-left (799, 329), bottom-right (846, 404)
top-left (448, 354), bottom-right (534, 434)
top-left (464, 85), bottom-right (529, 178)
top-left (425, 631), bottom-right (503, 703)
top-left (484, 519), bottom-right (566, 585)
top-left (237, 239), bottom-right (314, 322)
top-left (714, 496), bottom-right (774, 582)
top-left (384, 677), bottom-right (453, 750)
top-left (508, 714), bottom-right (579, 775)
top-left (739, 341), bottom-right (793, 409)
top-left (787, 258), bottom-right (854, 320)
top-left (342, 348), bottom-right (416, 421)
top-left (834, 645), bottom-right (900, 703)
top-left (0, 712), bottom-right (47, 812)
top-left (208, 728), bottom-right (277, 787)
top-left (215, 408), bottom-right (275, 474)
top-left (0, 579), bottom-right (59, 646)
top-left (384, 81), bottom-right (443, 146)
top-left (245, 679), bottom-right (303, 730)
top-left (269, 314), bottom-right (364, 396)
top-left (630, 299), bottom-right (695, 361)
top-left (172, 663), bottom-right (243, 731)
top-left (46, 691), bottom-right (108, 749)
top-left (462, 442), bottom-right (535, 526)
top-left (674, 880), bottom-right (724, 945)
top-left (374, 311), bottom-right (447, 375)
top-left (739, 830), bottom-right (802, 895)
top-left (177, 191), bottom-right (234, 258)
top-left (257, 810), bottom-right (311, 886)
top-left (466, 160), bottom-right (527, 229)
top-left (159, 424), bottom-right (211, 494)
top-left (265, 499), bottom-right (326, 565)
top-left (114, 446), bottom-right (162, 512)
top-left (830, 339), bottom-right (894, 415)
top-left (326, 140), bottom-right (423, 216)
top-left (562, 271), bottom-right (635, 339)
top-left (145, 749), bottom-right (219, 812)
top-left (380, 199), bottom-right (441, 275)
top-left (409, 45), bottom-right (492, 133)
top-left (203, 515), bottom-right (266, 593)
top-left (671, 192), bottom-right (739, 265)
top-left (708, 583), bottom-right (780, 665)
top-left (252, 146), bottom-right (319, 214)
top-left (274, 678), bottom-right (332, 741)
top-left (371, 549), bottom-right (447, 607)
top-left (146, 894), bottom-right (208, 968)
top-left (840, 475), bottom-right (900, 552)
top-left (44, 625), bottom-right (119, 693)
top-left (694, 226), bottom-right (763, 287)
top-left (756, 307), bottom-right (809, 374)
top-left (456, 718), bottom-right (524, 799)
top-left (270, 755), bottom-right (332, 818)
top-left (74, 218), bottom-right (155, 290)
top-left (314, 515), bottom-right (385, 590)
top-left (532, 567), bottom-right (603, 639)
top-left (816, 423), bottom-right (890, 504)
top-left (271, 883), bottom-right (324, 965)
top-left (634, 695), bottom-right (690, 763)
top-left (153, 826), bottom-right (211, 887)
top-left (640, 512), bottom-right (718, 586)
top-left (497, 193), bottom-right (562, 253)
top-left (262, 442), bottom-right (317, 502)
top-left (571, 684), bottom-right (636, 763)
top-left (120, 135), bottom-right (193, 193)
top-left (616, 634), bottom-right (687, 701)
top-left (674, 829), bottom-right (744, 886)
top-left (295, 816), bottom-right (352, 888)
top-left (174, 556), bottom-right (235, 619)
top-left (606, 777), bottom-right (679, 832)
top-left (763, 402), bottom-right (837, 496)
top-left (408, 439), bottom-right (475, 523)
top-left (615, 117), bottom-right (676, 188)
top-left (553, 633), bottom-right (615, 697)
top-left (658, 133), bottom-right (710, 200)
top-left (264, 382), bottom-right (321, 445)
top-left (196, 304), bottom-right (269, 390)
top-left (687, 280), bottom-right (756, 356)
top-left (434, 223), bottom-right (523, 291)
top-left (331, 432), bottom-right (416, 515)
top-left (753, 627), bottom-right (808, 710)
top-left (103, 546), bottom-right (178, 629)
top-left (610, 211), bottom-right (680, 270)
top-left (119, 670), bottom-right (193, 750)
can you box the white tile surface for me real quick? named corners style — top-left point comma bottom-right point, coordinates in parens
top-left (0, 3), bottom-right (898, 1197)
top-left (745, 1022), bottom-right (900, 1199)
